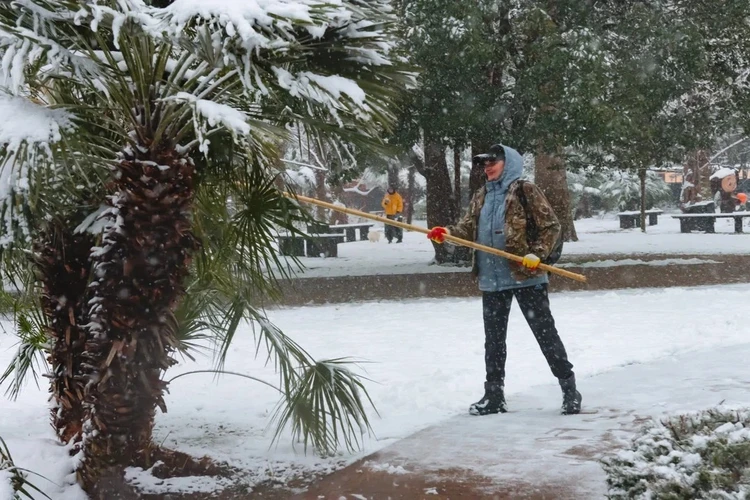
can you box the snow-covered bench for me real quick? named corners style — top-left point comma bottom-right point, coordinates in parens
top-left (305, 233), bottom-right (346, 257)
top-left (672, 212), bottom-right (750, 234)
top-left (329, 222), bottom-right (374, 242)
top-left (617, 209), bottom-right (663, 229)
top-left (278, 232), bottom-right (346, 257)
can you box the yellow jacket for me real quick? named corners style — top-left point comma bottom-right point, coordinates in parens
top-left (381, 192), bottom-right (403, 216)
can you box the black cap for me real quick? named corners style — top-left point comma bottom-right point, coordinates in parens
top-left (472, 144), bottom-right (506, 167)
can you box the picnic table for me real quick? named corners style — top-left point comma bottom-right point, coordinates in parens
top-left (617, 209), bottom-right (663, 229)
top-left (671, 211), bottom-right (750, 234)
top-left (328, 222), bottom-right (375, 242)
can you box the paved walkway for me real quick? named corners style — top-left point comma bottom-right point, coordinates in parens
top-left (253, 343), bottom-right (750, 499)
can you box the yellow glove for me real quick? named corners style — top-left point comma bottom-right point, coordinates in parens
top-left (522, 253), bottom-right (541, 270)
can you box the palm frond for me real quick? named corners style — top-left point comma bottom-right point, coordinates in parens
top-left (269, 358), bottom-right (377, 456)
top-left (213, 306), bottom-right (377, 456)
top-left (0, 296), bottom-right (49, 401)
top-left (0, 436), bottom-right (52, 500)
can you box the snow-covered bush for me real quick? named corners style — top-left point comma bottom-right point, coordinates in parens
top-left (602, 407), bottom-right (750, 499)
top-left (568, 169), bottom-right (605, 219)
top-left (598, 170), bottom-right (673, 211)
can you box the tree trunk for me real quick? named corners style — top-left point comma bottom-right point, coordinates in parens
top-left (682, 149), bottom-right (712, 208)
top-left (405, 166), bottom-right (415, 225)
top-left (576, 193), bottom-right (591, 220)
top-left (453, 146), bottom-right (461, 217)
top-left (469, 141), bottom-right (490, 197)
top-left (534, 148), bottom-right (578, 241)
top-left (681, 150), bottom-right (704, 208)
top-left (639, 167), bottom-right (647, 232)
top-left (34, 223), bottom-right (94, 446)
top-left (387, 161), bottom-right (400, 191)
top-left (315, 168), bottom-right (328, 221)
top-left (412, 140), bottom-right (456, 263)
top-left (80, 152), bottom-right (199, 491)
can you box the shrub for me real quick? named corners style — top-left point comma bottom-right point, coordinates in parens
top-left (602, 407), bottom-right (750, 499)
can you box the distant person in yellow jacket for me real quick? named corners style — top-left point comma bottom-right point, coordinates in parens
top-left (381, 186), bottom-right (404, 243)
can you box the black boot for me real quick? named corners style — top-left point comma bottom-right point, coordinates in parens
top-left (559, 374), bottom-right (582, 415)
top-left (469, 382), bottom-right (507, 416)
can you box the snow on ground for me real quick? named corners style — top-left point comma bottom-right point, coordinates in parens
top-left (371, 343), bottom-right (750, 498)
top-left (283, 212), bottom-right (750, 278)
top-left (2, 284), bottom-right (750, 497)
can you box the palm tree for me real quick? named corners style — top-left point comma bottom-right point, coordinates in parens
top-left (0, 0), bottom-right (410, 491)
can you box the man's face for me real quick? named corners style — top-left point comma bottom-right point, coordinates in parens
top-left (484, 159), bottom-right (505, 182)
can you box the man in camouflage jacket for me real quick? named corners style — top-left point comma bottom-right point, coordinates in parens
top-left (451, 165), bottom-right (560, 283)
top-left (426, 144), bottom-right (582, 416)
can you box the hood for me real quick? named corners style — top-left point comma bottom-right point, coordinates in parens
top-left (497, 144), bottom-right (524, 192)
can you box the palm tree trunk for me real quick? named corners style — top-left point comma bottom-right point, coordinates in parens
top-left (80, 152), bottom-right (198, 490)
top-left (34, 224), bottom-right (94, 446)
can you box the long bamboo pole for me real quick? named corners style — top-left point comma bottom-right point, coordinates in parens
top-left (285, 192), bottom-right (587, 283)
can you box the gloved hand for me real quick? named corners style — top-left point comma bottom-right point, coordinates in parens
top-left (522, 253), bottom-right (541, 270)
top-left (426, 226), bottom-right (448, 243)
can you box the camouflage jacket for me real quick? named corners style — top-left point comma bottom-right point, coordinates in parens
top-left (448, 180), bottom-right (561, 281)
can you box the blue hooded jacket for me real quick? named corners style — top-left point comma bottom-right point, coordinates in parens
top-left (476, 145), bottom-right (549, 292)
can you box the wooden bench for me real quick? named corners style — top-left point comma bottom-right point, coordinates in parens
top-left (329, 223), bottom-right (375, 242)
top-left (305, 233), bottom-right (346, 257)
top-left (278, 235), bottom-right (305, 257)
top-left (617, 209), bottom-right (663, 229)
top-left (278, 231), bottom-right (346, 257)
top-left (672, 212), bottom-right (750, 233)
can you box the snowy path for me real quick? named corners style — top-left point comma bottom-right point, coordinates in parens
top-left (2, 284), bottom-right (750, 498)
top-left (361, 343), bottom-right (750, 498)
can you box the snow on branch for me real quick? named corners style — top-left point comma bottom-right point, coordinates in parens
top-left (155, 0), bottom-right (341, 53)
top-left (164, 92), bottom-right (251, 154)
top-left (0, 94), bottom-right (74, 151)
top-left (0, 94), bottom-right (75, 247)
top-left (273, 68), bottom-right (368, 121)
top-left (159, 0), bottom-right (319, 30)
top-left (151, 0), bottom-right (396, 116)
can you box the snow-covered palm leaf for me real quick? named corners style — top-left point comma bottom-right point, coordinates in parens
top-left (0, 304), bottom-right (47, 400)
top-left (0, 0), bottom-right (409, 233)
top-left (0, 264), bottom-right (48, 401)
top-left (0, 436), bottom-right (51, 500)
top-left (270, 357), bottom-right (376, 455)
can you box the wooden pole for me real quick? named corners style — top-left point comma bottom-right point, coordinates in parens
top-left (285, 192), bottom-right (587, 283)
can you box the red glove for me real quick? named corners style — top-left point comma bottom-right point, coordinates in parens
top-left (427, 226), bottom-right (448, 243)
